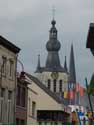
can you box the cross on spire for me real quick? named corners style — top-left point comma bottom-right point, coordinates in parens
top-left (52, 6), bottom-right (55, 20)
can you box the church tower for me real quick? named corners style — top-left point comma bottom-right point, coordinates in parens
top-left (35, 19), bottom-right (69, 94)
top-left (46, 19), bottom-right (61, 70)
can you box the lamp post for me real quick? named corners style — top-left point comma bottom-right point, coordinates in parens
top-left (14, 58), bottom-right (25, 125)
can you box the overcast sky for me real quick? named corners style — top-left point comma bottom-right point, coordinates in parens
top-left (0, 0), bottom-right (94, 86)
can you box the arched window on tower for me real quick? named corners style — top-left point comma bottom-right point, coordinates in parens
top-left (59, 80), bottom-right (62, 92)
top-left (47, 79), bottom-right (51, 89)
top-left (53, 79), bottom-right (57, 92)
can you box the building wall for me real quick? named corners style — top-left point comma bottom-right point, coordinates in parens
top-left (27, 76), bottom-right (71, 125)
top-left (29, 80), bottom-right (65, 111)
top-left (16, 80), bottom-right (28, 125)
top-left (27, 87), bottom-right (37, 125)
top-left (35, 72), bottom-right (69, 93)
top-left (0, 45), bottom-right (17, 124)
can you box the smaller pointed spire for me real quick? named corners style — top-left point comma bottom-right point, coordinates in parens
top-left (36, 54), bottom-right (41, 72)
top-left (64, 56), bottom-right (68, 72)
top-left (69, 43), bottom-right (76, 83)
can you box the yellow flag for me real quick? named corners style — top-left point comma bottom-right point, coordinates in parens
top-left (64, 91), bottom-right (67, 98)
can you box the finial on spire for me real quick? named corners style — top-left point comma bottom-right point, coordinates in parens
top-left (51, 6), bottom-right (56, 26)
top-left (52, 5), bottom-right (55, 20)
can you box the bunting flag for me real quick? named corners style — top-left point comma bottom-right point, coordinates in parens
top-left (79, 86), bottom-right (84, 96)
top-left (64, 91), bottom-right (67, 98)
top-left (69, 90), bottom-right (74, 99)
top-left (68, 82), bottom-right (75, 99)
top-left (64, 91), bottom-right (69, 99)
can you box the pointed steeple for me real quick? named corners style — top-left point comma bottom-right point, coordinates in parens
top-left (69, 44), bottom-right (76, 83)
top-left (36, 54), bottom-right (41, 72)
top-left (64, 56), bottom-right (68, 72)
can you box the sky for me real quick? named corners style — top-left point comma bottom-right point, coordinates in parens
top-left (0, 0), bottom-right (94, 86)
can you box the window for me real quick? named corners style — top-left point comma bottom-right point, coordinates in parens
top-left (51, 122), bottom-right (53, 125)
top-left (16, 118), bottom-right (19, 125)
top-left (9, 60), bottom-right (14, 78)
top-left (44, 121), bottom-right (47, 125)
top-left (32, 101), bottom-right (36, 117)
top-left (16, 85), bottom-right (21, 106)
top-left (47, 79), bottom-right (51, 89)
top-left (54, 122), bottom-right (57, 125)
top-left (0, 98), bottom-right (3, 122)
top-left (59, 80), bottom-right (62, 92)
top-left (39, 121), bottom-right (42, 125)
top-left (8, 91), bottom-right (12, 100)
top-left (28, 97), bottom-right (31, 116)
top-left (0, 88), bottom-right (5, 122)
top-left (53, 79), bottom-right (56, 92)
top-left (2, 56), bottom-right (6, 74)
top-left (21, 87), bottom-right (25, 107)
top-left (21, 120), bottom-right (25, 125)
top-left (16, 85), bottom-right (26, 107)
top-left (1, 88), bottom-right (5, 98)
top-left (7, 91), bottom-right (12, 124)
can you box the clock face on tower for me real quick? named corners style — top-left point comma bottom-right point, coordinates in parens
top-left (51, 72), bottom-right (59, 79)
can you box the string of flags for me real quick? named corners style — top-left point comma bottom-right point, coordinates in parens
top-left (63, 83), bottom-right (84, 99)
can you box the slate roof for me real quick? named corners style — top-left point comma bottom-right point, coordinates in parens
top-left (35, 66), bottom-right (68, 73)
top-left (0, 35), bottom-right (20, 53)
top-left (26, 72), bottom-right (68, 105)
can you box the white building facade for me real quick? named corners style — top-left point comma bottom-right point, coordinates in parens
top-left (0, 36), bottom-right (20, 124)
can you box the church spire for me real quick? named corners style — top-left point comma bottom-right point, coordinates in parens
top-left (69, 44), bottom-right (76, 83)
top-left (52, 5), bottom-right (55, 20)
top-left (64, 56), bottom-right (68, 72)
top-left (36, 54), bottom-right (41, 72)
